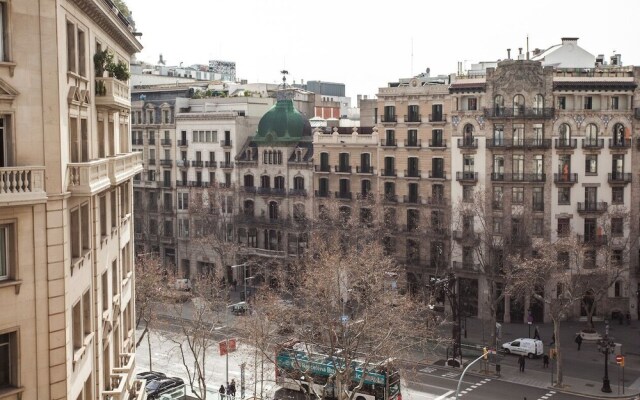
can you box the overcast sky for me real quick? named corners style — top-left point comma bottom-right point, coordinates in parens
top-left (127, 0), bottom-right (639, 104)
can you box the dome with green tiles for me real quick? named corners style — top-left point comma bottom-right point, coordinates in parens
top-left (254, 97), bottom-right (312, 144)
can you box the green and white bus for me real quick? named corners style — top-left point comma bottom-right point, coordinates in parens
top-left (275, 340), bottom-right (402, 400)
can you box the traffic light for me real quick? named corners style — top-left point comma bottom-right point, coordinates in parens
top-left (483, 347), bottom-right (488, 360)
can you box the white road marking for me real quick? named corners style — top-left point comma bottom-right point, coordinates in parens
top-left (433, 390), bottom-right (454, 400)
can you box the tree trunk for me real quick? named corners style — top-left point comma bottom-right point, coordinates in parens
top-left (147, 329), bottom-right (153, 371)
top-left (554, 320), bottom-right (563, 387)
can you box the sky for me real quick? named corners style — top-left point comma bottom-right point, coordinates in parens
top-left (126, 0), bottom-right (640, 104)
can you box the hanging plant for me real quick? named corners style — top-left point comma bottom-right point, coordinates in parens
top-left (93, 49), bottom-right (114, 77)
top-left (111, 60), bottom-right (131, 82)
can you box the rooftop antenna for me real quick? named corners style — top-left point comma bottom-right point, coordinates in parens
top-left (280, 70), bottom-right (289, 89)
top-left (526, 34), bottom-right (530, 60)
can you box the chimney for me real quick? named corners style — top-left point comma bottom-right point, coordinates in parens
top-left (507, 49), bottom-right (511, 59)
top-left (518, 48), bottom-right (525, 60)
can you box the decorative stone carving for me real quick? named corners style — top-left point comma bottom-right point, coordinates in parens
top-left (452, 115), bottom-right (461, 128)
top-left (492, 62), bottom-right (544, 94)
top-left (475, 115), bottom-right (485, 130)
top-left (573, 115), bottom-right (585, 128)
top-left (600, 115), bottom-right (611, 128)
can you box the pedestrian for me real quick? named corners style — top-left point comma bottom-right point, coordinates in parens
top-left (226, 382), bottom-right (231, 397)
top-left (533, 326), bottom-right (541, 340)
top-left (230, 379), bottom-right (236, 398)
top-left (232, 279), bottom-right (238, 292)
top-left (626, 311), bottom-right (631, 326)
top-left (550, 333), bottom-right (555, 347)
top-left (575, 333), bottom-right (583, 351)
top-left (518, 354), bottom-right (525, 372)
top-left (543, 354), bottom-right (549, 368)
top-left (219, 384), bottom-right (226, 400)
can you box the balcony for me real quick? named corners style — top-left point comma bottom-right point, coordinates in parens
top-left (427, 196), bottom-right (448, 207)
top-left (101, 373), bottom-right (128, 400)
top-left (457, 138), bottom-right (478, 149)
top-left (456, 171), bottom-right (478, 183)
top-left (403, 195), bottom-right (422, 204)
top-left (582, 138), bottom-right (604, 149)
top-left (159, 159), bottom-right (172, 167)
top-left (0, 167), bottom-right (47, 206)
top-left (381, 169), bottom-right (397, 177)
top-left (427, 170), bottom-right (447, 180)
top-left (240, 186), bottom-right (256, 194)
top-left (486, 139), bottom-right (506, 149)
top-left (177, 139), bottom-right (188, 147)
top-left (404, 114), bottom-right (422, 123)
top-left (148, 139), bottom-right (155, 146)
top-left (205, 161), bottom-right (216, 168)
top-left (68, 159), bottom-right (110, 195)
top-left (356, 166), bottom-right (374, 174)
top-left (187, 181), bottom-right (210, 188)
top-left (483, 107), bottom-right (555, 119)
top-left (452, 230), bottom-right (479, 243)
top-left (314, 190), bottom-right (331, 198)
top-left (109, 153), bottom-right (143, 185)
top-left (192, 160), bottom-right (204, 168)
top-left (404, 139), bottom-right (422, 148)
top-left (334, 191), bottom-right (353, 200)
top-left (609, 138), bottom-right (631, 149)
top-left (532, 202), bottom-right (544, 212)
top-left (94, 77), bottom-right (130, 110)
top-left (524, 139), bottom-right (552, 149)
top-left (608, 172), bottom-right (632, 185)
top-left (577, 202), bottom-right (608, 214)
top-left (314, 165), bottom-right (331, 173)
top-left (221, 140), bottom-right (233, 148)
top-left (148, 159), bottom-right (156, 166)
top-left (555, 138), bottom-right (577, 149)
top-left (288, 189), bottom-right (308, 197)
top-left (113, 353), bottom-right (135, 389)
top-left (381, 114), bottom-right (397, 123)
top-left (219, 161), bottom-right (234, 169)
top-left (271, 188), bottom-right (287, 197)
top-left (130, 379), bottom-right (147, 400)
top-left (239, 247), bottom-right (286, 258)
top-left (554, 173), bottom-right (578, 184)
top-left (453, 261), bottom-right (480, 272)
top-left (334, 165), bottom-right (352, 174)
top-left (382, 194), bottom-right (398, 203)
top-left (490, 173), bottom-right (545, 182)
top-left (132, 138), bottom-right (143, 145)
top-left (176, 159), bottom-right (190, 168)
top-left (577, 234), bottom-right (608, 246)
top-left (176, 180), bottom-right (187, 187)
top-left (161, 138), bottom-right (171, 146)
top-left (428, 114), bottom-right (447, 123)
top-left (404, 169), bottom-right (421, 178)
top-left (381, 139), bottom-right (397, 147)
top-left (429, 139), bottom-right (447, 148)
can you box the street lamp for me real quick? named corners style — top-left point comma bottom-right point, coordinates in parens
top-left (231, 263), bottom-right (251, 302)
top-left (597, 332), bottom-right (615, 393)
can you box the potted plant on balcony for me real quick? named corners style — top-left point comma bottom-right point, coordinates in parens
top-left (93, 49), bottom-right (114, 77)
top-left (110, 60), bottom-right (131, 82)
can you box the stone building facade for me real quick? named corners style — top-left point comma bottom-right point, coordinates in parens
top-left (0, 1), bottom-right (144, 399)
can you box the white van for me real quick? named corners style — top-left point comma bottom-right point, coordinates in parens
top-left (502, 338), bottom-right (543, 358)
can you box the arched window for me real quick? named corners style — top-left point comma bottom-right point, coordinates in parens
top-left (274, 176), bottom-right (285, 190)
top-left (268, 201), bottom-right (279, 220)
top-left (263, 150), bottom-right (268, 164)
top-left (260, 175), bottom-right (270, 188)
top-left (613, 123), bottom-right (627, 146)
top-left (268, 151), bottom-right (273, 164)
top-left (243, 174), bottom-right (254, 187)
top-left (243, 200), bottom-right (254, 216)
top-left (463, 124), bottom-right (474, 146)
top-left (293, 176), bottom-right (304, 190)
top-left (494, 95), bottom-right (504, 116)
top-left (559, 123), bottom-right (571, 143)
top-left (585, 124), bottom-right (598, 143)
top-left (533, 94), bottom-right (544, 114)
top-left (513, 94), bottom-right (525, 116)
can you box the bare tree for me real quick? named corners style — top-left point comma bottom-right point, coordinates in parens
top-left (134, 252), bottom-right (170, 370)
top-left (239, 200), bottom-right (439, 400)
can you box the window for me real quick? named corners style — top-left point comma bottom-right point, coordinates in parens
top-left (512, 154), bottom-right (524, 179)
top-left (533, 94), bottom-right (544, 113)
top-left (70, 204), bottom-right (90, 260)
top-left (612, 187), bottom-right (624, 204)
top-left (66, 21), bottom-right (87, 76)
top-left (584, 96), bottom-right (593, 110)
top-left (492, 187), bottom-right (503, 210)
top-left (611, 218), bottom-right (624, 237)
top-left (467, 97), bottom-right (477, 111)
top-left (493, 124), bottom-right (504, 146)
top-left (532, 187), bottom-right (544, 211)
top-left (585, 123), bottom-right (598, 144)
top-left (558, 187), bottom-right (570, 205)
top-left (494, 95), bottom-right (504, 115)
top-left (611, 96), bottom-right (619, 110)
top-left (462, 186), bottom-right (474, 203)
top-left (557, 218), bottom-right (570, 236)
top-left (532, 219), bottom-right (543, 236)
top-left (0, 330), bottom-right (17, 389)
top-left (178, 218), bottom-right (189, 238)
top-left (556, 96), bottom-right (566, 110)
top-left (512, 187), bottom-right (524, 204)
top-left (383, 106), bottom-right (395, 122)
top-left (557, 252), bottom-right (569, 269)
top-left (513, 94), bottom-right (525, 116)
top-left (612, 251), bottom-right (623, 266)
top-left (493, 219), bottom-right (502, 234)
top-left (585, 155), bottom-right (597, 175)
top-left (614, 280), bottom-right (622, 296)
top-left (613, 123), bottom-right (626, 146)
top-left (583, 250), bottom-right (596, 269)
top-left (177, 192), bottom-right (188, 210)
top-left (512, 124), bottom-right (524, 146)
top-left (0, 1), bottom-right (11, 62)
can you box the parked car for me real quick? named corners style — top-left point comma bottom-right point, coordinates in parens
top-left (175, 278), bottom-right (192, 291)
top-left (502, 338), bottom-right (543, 358)
top-left (231, 301), bottom-right (249, 316)
top-left (146, 377), bottom-right (185, 399)
top-left (136, 371), bottom-right (166, 382)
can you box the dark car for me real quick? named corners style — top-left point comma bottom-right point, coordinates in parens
top-left (146, 377), bottom-right (185, 399)
top-left (136, 371), bottom-right (167, 382)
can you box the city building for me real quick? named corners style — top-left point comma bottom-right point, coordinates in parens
top-left (449, 47), bottom-right (640, 322)
top-left (0, 0), bottom-right (144, 399)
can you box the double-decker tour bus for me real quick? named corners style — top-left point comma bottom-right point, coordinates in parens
top-left (275, 340), bottom-right (402, 400)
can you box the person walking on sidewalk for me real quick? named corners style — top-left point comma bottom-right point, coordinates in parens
top-left (219, 384), bottom-right (226, 400)
top-left (533, 326), bottom-right (541, 340)
top-left (575, 334), bottom-right (583, 350)
top-left (229, 379), bottom-right (236, 398)
top-left (543, 354), bottom-right (549, 368)
top-left (518, 355), bottom-right (525, 372)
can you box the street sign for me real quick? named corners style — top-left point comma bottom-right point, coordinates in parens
top-left (219, 338), bottom-right (237, 356)
top-left (616, 355), bottom-right (624, 366)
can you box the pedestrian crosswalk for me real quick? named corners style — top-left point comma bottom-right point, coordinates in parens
top-left (455, 378), bottom-right (491, 398)
top-left (536, 390), bottom-right (556, 400)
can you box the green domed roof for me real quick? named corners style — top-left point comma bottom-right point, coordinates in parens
top-left (254, 99), bottom-right (312, 144)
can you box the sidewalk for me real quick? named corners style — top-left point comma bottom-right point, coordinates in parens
top-left (440, 316), bottom-right (640, 399)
